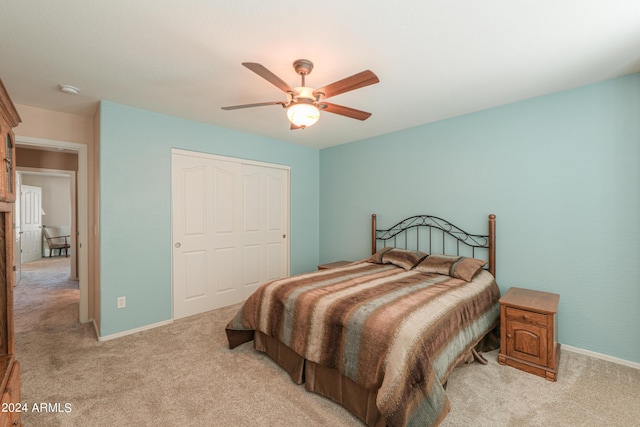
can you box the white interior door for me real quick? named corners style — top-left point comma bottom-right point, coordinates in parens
top-left (20, 184), bottom-right (42, 263)
top-left (172, 150), bottom-right (289, 319)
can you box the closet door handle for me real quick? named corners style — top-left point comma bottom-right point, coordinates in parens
top-left (175, 242), bottom-right (181, 248)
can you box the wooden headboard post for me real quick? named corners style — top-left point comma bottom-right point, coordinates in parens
top-left (371, 214), bottom-right (377, 255)
top-left (488, 214), bottom-right (496, 277)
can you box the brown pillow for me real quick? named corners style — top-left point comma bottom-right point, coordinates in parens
top-left (413, 255), bottom-right (486, 281)
top-left (367, 247), bottom-right (394, 264)
top-left (381, 248), bottom-right (428, 270)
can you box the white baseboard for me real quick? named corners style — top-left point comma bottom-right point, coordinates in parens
top-left (97, 319), bottom-right (173, 342)
top-left (561, 344), bottom-right (640, 370)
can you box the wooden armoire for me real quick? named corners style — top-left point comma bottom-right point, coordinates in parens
top-left (0, 78), bottom-right (22, 427)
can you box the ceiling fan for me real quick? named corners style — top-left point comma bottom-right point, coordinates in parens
top-left (222, 59), bottom-right (379, 129)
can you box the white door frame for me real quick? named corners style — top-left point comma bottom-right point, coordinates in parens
top-left (15, 135), bottom-right (89, 324)
top-left (14, 172), bottom-right (21, 284)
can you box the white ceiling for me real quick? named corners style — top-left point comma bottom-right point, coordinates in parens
top-left (1, 1), bottom-right (639, 149)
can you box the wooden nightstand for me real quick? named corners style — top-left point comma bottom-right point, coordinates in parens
top-left (317, 260), bottom-right (352, 270)
top-left (498, 287), bottom-right (560, 381)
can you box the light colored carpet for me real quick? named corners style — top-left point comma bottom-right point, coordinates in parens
top-left (14, 257), bottom-right (640, 426)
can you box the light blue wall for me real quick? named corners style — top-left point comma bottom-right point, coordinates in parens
top-left (320, 73), bottom-right (640, 363)
top-left (99, 101), bottom-right (319, 336)
top-left (98, 73), bottom-right (639, 362)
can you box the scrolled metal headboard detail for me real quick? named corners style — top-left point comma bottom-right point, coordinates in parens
top-left (371, 213), bottom-right (496, 277)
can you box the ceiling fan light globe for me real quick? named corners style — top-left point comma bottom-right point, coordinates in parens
top-left (287, 103), bottom-right (320, 128)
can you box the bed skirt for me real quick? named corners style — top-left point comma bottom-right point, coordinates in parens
top-left (254, 331), bottom-right (385, 426)
top-left (252, 325), bottom-right (499, 427)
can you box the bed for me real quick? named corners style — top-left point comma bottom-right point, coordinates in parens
top-left (226, 214), bottom-right (500, 426)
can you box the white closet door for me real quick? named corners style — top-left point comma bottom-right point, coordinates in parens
top-left (240, 164), bottom-right (289, 298)
top-left (172, 151), bottom-right (289, 319)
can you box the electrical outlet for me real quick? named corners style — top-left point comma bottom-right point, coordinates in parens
top-left (117, 296), bottom-right (126, 309)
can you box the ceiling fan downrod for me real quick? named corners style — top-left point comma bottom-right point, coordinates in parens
top-left (293, 59), bottom-right (313, 87)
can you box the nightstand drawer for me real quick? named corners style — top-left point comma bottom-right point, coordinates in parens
top-left (505, 307), bottom-right (547, 327)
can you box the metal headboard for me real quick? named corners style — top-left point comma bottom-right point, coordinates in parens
top-left (371, 214), bottom-right (496, 277)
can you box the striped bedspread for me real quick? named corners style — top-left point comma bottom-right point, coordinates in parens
top-left (226, 261), bottom-right (500, 426)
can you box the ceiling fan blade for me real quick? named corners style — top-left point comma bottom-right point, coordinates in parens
top-left (320, 102), bottom-right (372, 121)
top-left (242, 62), bottom-right (297, 94)
top-left (313, 70), bottom-right (379, 99)
top-left (221, 101), bottom-right (285, 110)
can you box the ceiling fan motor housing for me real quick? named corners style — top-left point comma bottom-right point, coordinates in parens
top-left (293, 86), bottom-right (316, 102)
